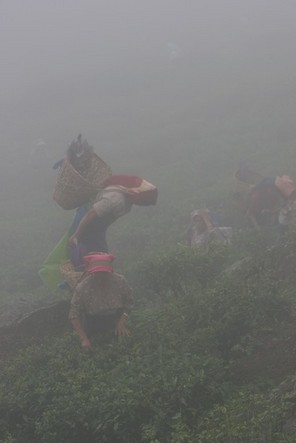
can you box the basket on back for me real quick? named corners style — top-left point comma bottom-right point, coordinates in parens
top-left (53, 153), bottom-right (112, 210)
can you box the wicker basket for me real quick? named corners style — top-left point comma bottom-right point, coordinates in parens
top-left (53, 153), bottom-right (112, 210)
top-left (60, 260), bottom-right (84, 290)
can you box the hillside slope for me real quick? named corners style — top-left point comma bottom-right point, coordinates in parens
top-left (1, 230), bottom-right (296, 442)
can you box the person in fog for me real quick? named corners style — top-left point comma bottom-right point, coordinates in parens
top-left (52, 135), bottom-right (133, 269)
top-left (69, 188), bottom-right (133, 269)
top-left (235, 165), bottom-right (296, 230)
top-left (187, 210), bottom-right (232, 250)
top-left (69, 175), bottom-right (158, 269)
top-left (69, 253), bottom-right (133, 352)
top-left (245, 180), bottom-right (283, 230)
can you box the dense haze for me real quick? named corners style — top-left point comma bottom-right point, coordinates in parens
top-left (1, 0), bottom-right (296, 271)
top-left (2, 0), bottom-right (296, 164)
top-left (3, 4), bottom-right (296, 440)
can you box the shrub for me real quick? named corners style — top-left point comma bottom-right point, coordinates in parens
top-left (2, 231), bottom-right (296, 442)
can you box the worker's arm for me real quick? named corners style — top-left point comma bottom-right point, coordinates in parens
top-left (69, 208), bottom-right (98, 244)
top-left (71, 318), bottom-right (91, 351)
top-left (69, 194), bottom-right (119, 245)
top-left (115, 313), bottom-right (130, 337)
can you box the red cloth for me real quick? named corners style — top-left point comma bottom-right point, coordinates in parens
top-left (104, 175), bottom-right (142, 188)
top-left (103, 175), bottom-right (158, 206)
top-left (83, 253), bottom-right (115, 273)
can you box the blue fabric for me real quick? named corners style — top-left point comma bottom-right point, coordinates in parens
top-left (69, 202), bottom-right (109, 269)
top-left (209, 211), bottom-right (220, 227)
top-left (70, 205), bottom-right (89, 234)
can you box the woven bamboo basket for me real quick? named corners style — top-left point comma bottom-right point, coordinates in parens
top-left (53, 153), bottom-right (112, 210)
top-left (60, 260), bottom-right (84, 290)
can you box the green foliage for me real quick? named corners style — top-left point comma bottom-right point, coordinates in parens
top-left (197, 386), bottom-right (296, 443)
top-left (0, 331), bottom-right (224, 443)
top-left (2, 233), bottom-right (296, 441)
top-left (0, 434), bottom-right (16, 443)
top-left (133, 243), bottom-right (229, 295)
top-left (3, 48), bottom-right (296, 442)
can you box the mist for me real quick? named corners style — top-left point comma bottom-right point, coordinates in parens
top-left (1, 0), bottom-right (296, 268)
top-left (1, 0), bottom-right (296, 162)
top-left (3, 4), bottom-right (296, 438)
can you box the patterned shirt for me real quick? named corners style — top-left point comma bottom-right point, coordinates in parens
top-left (69, 272), bottom-right (133, 320)
top-left (93, 189), bottom-right (132, 219)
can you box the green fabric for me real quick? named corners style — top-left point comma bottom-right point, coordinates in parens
top-left (39, 232), bottom-right (69, 290)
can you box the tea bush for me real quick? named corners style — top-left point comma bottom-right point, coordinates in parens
top-left (197, 385), bottom-right (296, 443)
top-left (1, 231), bottom-right (296, 442)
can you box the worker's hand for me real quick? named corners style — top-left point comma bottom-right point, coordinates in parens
top-left (69, 235), bottom-right (78, 246)
top-left (81, 337), bottom-right (91, 352)
top-left (115, 316), bottom-right (131, 337)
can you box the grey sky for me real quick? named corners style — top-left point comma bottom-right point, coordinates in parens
top-left (1, 0), bottom-right (296, 160)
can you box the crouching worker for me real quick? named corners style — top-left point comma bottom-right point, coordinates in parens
top-left (187, 210), bottom-right (232, 250)
top-left (69, 253), bottom-right (133, 351)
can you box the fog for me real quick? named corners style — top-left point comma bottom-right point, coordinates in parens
top-left (2, 3), bottom-right (296, 434)
top-left (2, 0), bottom-right (296, 164)
top-left (1, 0), bottom-right (296, 271)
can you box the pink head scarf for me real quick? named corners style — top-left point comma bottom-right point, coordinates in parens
top-left (83, 253), bottom-right (115, 273)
